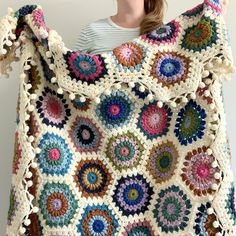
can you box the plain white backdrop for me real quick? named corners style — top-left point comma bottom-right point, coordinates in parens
top-left (0, 0), bottom-right (235, 234)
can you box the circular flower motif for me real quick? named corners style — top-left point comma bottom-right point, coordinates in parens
top-left (68, 116), bottom-right (102, 153)
top-left (77, 204), bottom-right (119, 236)
top-left (150, 52), bottom-right (191, 86)
top-left (113, 174), bottom-right (153, 216)
top-left (194, 202), bottom-right (222, 235)
top-left (113, 42), bottom-right (144, 68)
top-left (36, 87), bottom-right (71, 128)
top-left (182, 3), bottom-right (204, 18)
top-left (32, 8), bottom-right (49, 31)
top-left (226, 183), bottom-right (236, 225)
top-left (12, 132), bottom-right (22, 175)
top-left (181, 146), bottom-right (220, 196)
top-left (65, 51), bottom-right (108, 84)
top-left (147, 141), bottom-right (179, 183)
top-left (181, 16), bottom-right (218, 52)
top-left (123, 220), bottom-right (155, 236)
top-left (96, 91), bottom-right (134, 129)
top-left (204, 0), bottom-right (222, 13)
top-left (38, 182), bottom-right (78, 227)
top-left (175, 100), bottom-right (207, 146)
top-left (153, 185), bottom-right (192, 233)
top-left (137, 101), bottom-right (172, 140)
top-left (105, 131), bottom-right (144, 171)
top-left (73, 160), bottom-right (111, 198)
top-left (36, 132), bottom-right (73, 176)
top-left (141, 20), bottom-right (180, 45)
top-left (7, 187), bottom-right (18, 225)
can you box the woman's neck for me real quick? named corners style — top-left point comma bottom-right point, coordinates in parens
top-left (111, 0), bottom-right (145, 28)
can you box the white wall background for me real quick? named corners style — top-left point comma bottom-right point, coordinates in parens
top-left (0, 0), bottom-right (235, 234)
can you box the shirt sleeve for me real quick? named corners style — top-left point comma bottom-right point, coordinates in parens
top-left (74, 26), bottom-right (91, 53)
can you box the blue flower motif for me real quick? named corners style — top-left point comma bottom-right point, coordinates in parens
top-left (36, 132), bottom-right (73, 176)
top-left (77, 204), bottom-right (119, 235)
top-left (113, 174), bottom-right (153, 216)
top-left (96, 91), bottom-right (134, 129)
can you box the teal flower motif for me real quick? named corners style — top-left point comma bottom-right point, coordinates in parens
top-left (36, 133), bottom-right (73, 176)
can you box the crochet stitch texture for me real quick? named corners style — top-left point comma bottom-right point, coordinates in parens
top-left (0, 1), bottom-right (236, 235)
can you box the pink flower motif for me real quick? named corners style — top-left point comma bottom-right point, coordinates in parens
top-left (68, 53), bottom-right (104, 81)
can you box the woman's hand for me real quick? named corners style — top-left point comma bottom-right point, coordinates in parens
top-left (221, 0), bottom-right (229, 15)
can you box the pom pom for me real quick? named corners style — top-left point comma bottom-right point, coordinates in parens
top-left (51, 77), bottom-right (57, 83)
top-left (147, 94), bottom-right (153, 101)
top-left (190, 93), bottom-right (196, 99)
top-left (211, 161), bottom-right (218, 168)
top-left (202, 70), bottom-right (210, 78)
top-left (24, 218), bottom-right (31, 226)
top-left (170, 101), bottom-right (177, 107)
top-left (211, 183), bottom-right (218, 191)
top-left (28, 105), bottom-right (35, 112)
top-left (128, 82), bottom-right (135, 88)
top-left (30, 94), bottom-right (37, 100)
top-left (57, 87), bottom-right (63, 94)
top-left (19, 227), bottom-right (26, 234)
top-left (139, 85), bottom-right (145, 92)
top-left (157, 101), bottom-right (163, 108)
top-left (49, 64), bottom-right (55, 70)
top-left (207, 207), bottom-right (214, 214)
top-left (204, 90), bottom-right (210, 97)
top-left (181, 97), bottom-right (188, 103)
top-left (20, 73), bottom-right (26, 79)
top-left (28, 135), bottom-right (34, 142)
top-left (214, 172), bottom-right (221, 180)
top-left (32, 206), bottom-right (39, 213)
top-left (69, 93), bottom-right (75, 100)
top-left (35, 147), bottom-right (41, 154)
top-left (207, 148), bottom-right (213, 155)
top-left (27, 180), bottom-right (33, 187)
top-left (199, 82), bottom-right (206, 89)
top-left (79, 96), bottom-right (86, 103)
top-left (95, 97), bottom-right (100, 104)
top-left (31, 162), bottom-right (38, 169)
top-left (213, 220), bottom-right (220, 228)
top-left (46, 51), bottom-right (52, 58)
top-left (25, 171), bottom-right (32, 179)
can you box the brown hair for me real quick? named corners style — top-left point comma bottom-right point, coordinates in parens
top-left (140, 0), bottom-right (167, 35)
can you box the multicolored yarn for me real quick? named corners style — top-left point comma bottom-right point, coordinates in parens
top-left (0, 1), bottom-right (235, 235)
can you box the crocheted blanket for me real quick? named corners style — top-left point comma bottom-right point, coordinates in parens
top-left (0, 1), bottom-right (236, 235)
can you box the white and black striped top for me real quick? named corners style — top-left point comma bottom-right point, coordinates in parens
top-left (74, 16), bottom-right (140, 54)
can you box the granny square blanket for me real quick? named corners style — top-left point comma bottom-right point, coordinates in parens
top-left (0, 1), bottom-right (236, 235)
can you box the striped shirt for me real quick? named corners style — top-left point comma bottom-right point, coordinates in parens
top-left (74, 16), bottom-right (140, 54)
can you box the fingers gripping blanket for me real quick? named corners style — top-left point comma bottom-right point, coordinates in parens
top-left (0, 1), bottom-right (236, 235)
